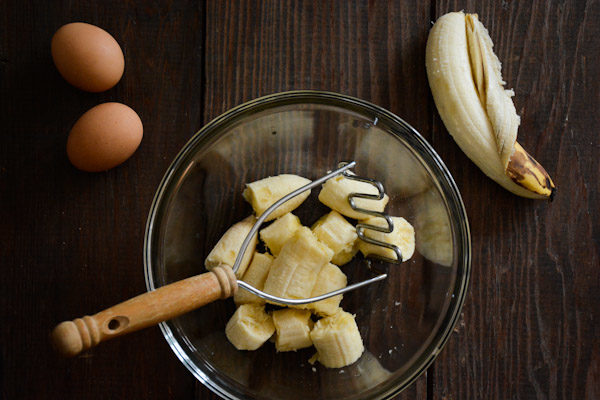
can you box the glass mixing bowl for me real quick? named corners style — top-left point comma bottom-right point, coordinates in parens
top-left (144, 91), bottom-right (470, 399)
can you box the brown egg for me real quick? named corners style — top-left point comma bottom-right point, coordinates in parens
top-left (67, 103), bottom-right (143, 172)
top-left (51, 22), bottom-right (124, 92)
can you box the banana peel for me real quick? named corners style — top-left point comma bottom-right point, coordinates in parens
top-left (426, 11), bottom-right (555, 200)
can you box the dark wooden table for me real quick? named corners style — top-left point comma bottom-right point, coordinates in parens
top-left (2, 1), bottom-right (598, 399)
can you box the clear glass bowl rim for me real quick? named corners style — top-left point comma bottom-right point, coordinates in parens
top-left (143, 90), bottom-right (471, 400)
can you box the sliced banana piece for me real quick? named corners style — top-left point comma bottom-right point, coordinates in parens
top-left (225, 304), bottom-right (275, 351)
top-left (259, 212), bottom-right (302, 256)
top-left (304, 263), bottom-right (347, 316)
top-left (312, 210), bottom-right (358, 266)
top-left (205, 215), bottom-right (258, 278)
top-left (272, 308), bottom-right (314, 352)
top-left (318, 173), bottom-right (389, 220)
top-left (263, 227), bottom-right (334, 301)
top-left (358, 216), bottom-right (415, 262)
top-left (243, 174), bottom-right (311, 221)
top-left (310, 310), bottom-right (364, 368)
top-left (234, 252), bottom-right (273, 305)
top-left (426, 11), bottom-right (555, 199)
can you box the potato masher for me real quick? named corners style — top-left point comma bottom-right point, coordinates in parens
top-left (51, 161), bottom-right (401, 357)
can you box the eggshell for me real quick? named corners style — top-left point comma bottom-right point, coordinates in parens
top-left (51, 22), bottom-right (124, 92)
top-left (67, 103), bottom-right (143, 172)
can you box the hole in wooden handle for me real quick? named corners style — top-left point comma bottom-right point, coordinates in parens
top-left (106, 316), bottom-right (129, 332)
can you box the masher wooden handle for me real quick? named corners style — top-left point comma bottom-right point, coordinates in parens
top-left (51, 264), bottom-right (237, 357)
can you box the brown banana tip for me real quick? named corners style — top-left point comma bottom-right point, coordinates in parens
top-left (549, 186), bottom-right (556, 202)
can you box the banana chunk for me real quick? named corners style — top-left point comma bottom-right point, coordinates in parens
top-left (205, 215), bottom-right (258, 278)
top-left (310, 310), bottom-right (364, 368)
top-left (243, 174), bottom-right (311, 221)
top-left (259, 213), bottom-right (302, 256)
top-left (234, 252), bottom-right (273, 305)
top-left (225, 304), bottom-right (275, 351)
top-left (358, 216), bottom-right (415, 262)
top-left (305, 263), bottom-right (347, 316)
top-left (263, 227), bottom-right (334, 302)
top-left (272, 308), bottom-right (314, 352)
top-left (312, 211), bottom-right (358, 266)
top-left (318, 173), bottom-right (389, 220)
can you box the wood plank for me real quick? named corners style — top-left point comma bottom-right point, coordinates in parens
top-left (430, 1), bottom-right (600, 399)
top-left (0, 1), bottom-right (204, 399)
top-left (203, 1), bottom-right (433, 399)
top-left (204, 0), bottom-right (434, 137)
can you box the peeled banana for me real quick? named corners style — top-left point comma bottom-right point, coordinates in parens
top-left (310, 310), bottom-right (364, 368)
top-left (225, 303), bottom-right (275, 351)
top-left (243, 174), bottom-right (311, 221)
top-left (305, 262), bottom-right (347, 316)
top-left (272, 308), bottom-right (314, 352)
top-left (262, 227), bottom-right (334, 301)
top-left (259, 212), bottom-right (302, 256)
top-left (234, 252), bottom-right (273, 305)
top-left (205, 215), bottom-right (258, 278)
top-left (318, 173), bottom-right (389, 220)
top-left (426, 11), bottom-right (555, 199)
top-left (358, 216), bottom-right (415, 262)
top-left (312, 211), bottom-right (358, 266)
top-left (221, 171), bottom-right (417, 368)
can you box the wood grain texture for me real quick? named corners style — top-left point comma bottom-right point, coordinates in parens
top-left (2, 1), bottom-right (599, 399)
top-left (204, 0), bottom-right (434, 137)
top-left (1, 1), bottom-right (203, 399)
top-left (430, 1), bottom-right (600, 399)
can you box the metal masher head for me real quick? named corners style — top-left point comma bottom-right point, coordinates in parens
top-left (232, 161), bottom-right (402, 306)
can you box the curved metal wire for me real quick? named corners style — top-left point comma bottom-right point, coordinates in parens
top-left (237, 273), bottom-right (387, 305)
top-left (340, 162), bottom-right (403, 264)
